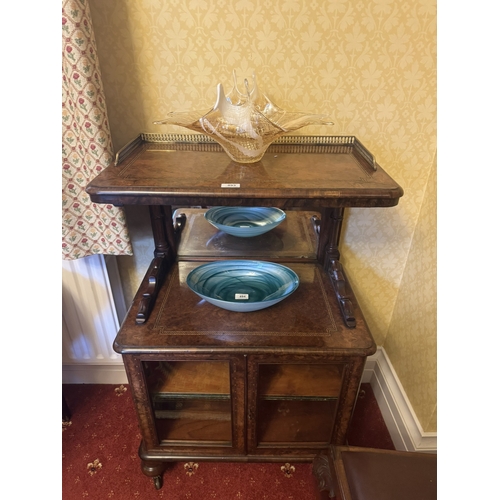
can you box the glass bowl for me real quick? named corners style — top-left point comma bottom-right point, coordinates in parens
top-left (154, 72), bottom-right (333, 163)
top-left (204, 207), bottom-right (286, 237)
top-left (186, 260), bottom-right (299, 312)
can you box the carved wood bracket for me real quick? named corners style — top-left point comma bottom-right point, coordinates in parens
top-left (312, 453), bottom-right (336, 498)
top-left (328, 259), bottom-right (356, 328)
top-left (136, 256), bottom-right (170, 324)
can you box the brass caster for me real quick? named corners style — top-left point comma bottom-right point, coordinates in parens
top-left (153, 475), bottom-right (163, 490)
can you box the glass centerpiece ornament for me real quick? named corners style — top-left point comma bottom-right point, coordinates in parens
top-left (154, 72), bottom-right (334, 163)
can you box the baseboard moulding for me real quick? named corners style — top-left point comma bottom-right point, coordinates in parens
top-left (62, 364), bottom-right (128, 385)
top-left (362, 346), bottom-right (437, 453)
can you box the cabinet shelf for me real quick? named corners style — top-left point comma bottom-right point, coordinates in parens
top-left (260, 395), bottom-right (337, 402)
top-left (153, 394), bottom-right (231, 401)
top-left (116, 260), bottom-right (374, 354)
top-left (153, 398), bottom-right (231, 422)
top-left (175, 208), bottom-right (320, 261)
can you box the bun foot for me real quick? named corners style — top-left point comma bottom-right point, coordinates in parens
top-left (141, 460), bottom-right (166, 490)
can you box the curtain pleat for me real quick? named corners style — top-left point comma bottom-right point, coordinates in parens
top-left (62, 0), bottom-right (132, 260)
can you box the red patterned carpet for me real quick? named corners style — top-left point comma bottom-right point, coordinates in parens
top-left (62, 383), bottom-right (394, 499)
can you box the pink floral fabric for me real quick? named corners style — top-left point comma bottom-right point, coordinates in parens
top-left (62, 0), bottom-right (132, 260)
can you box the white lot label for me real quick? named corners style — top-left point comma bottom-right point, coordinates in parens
top-left (221, 183), bottom-right (240, 188)
top-left (235, 293), bottom-right (249, 300)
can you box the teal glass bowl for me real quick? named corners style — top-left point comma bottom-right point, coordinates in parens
top-left (204, 207), bottom-right (286, 237)
top-left (186, 260), bottom-right (299, 312)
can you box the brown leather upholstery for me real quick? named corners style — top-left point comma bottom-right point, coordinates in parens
top-left (314, 445), bottom-right (437, 500)
top-left (341, 448), bottom-right (437, 500)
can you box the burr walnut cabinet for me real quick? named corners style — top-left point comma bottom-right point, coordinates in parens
top-left (86, 134), bottom-right (403, 490)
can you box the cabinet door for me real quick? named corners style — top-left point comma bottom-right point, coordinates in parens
top-left (247, 357), bottom-right (345, 454)
top-left (128, 355), bottom-right (246, 455)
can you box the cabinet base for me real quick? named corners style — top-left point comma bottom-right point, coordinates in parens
top-left (138, 442), bottom-right (331, 489)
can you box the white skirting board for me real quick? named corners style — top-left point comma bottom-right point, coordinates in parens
top-left (362, 347), bottom-right (437, 453)
top-left (62, 363), bottom-right (128, 384)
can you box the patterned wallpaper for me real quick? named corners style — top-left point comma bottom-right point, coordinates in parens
top-left (88, 0), bottom-right (436, 431)
top-left (385, 153), bottom-right (437, 432)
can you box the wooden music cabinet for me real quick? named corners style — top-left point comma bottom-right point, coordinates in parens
top-left (86, 134), bottom-right (403, 489)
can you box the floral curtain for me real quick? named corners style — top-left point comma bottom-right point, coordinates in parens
top-left (62, 0), bottom-right (132, 260)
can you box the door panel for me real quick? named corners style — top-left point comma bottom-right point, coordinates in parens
top-left (247, 357), bottom-right (346, 453)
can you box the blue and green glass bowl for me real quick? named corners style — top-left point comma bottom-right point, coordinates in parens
top-left (186, 260), bottom-right (299, 312)
top-left (204, 207), bottom-right (286, 237)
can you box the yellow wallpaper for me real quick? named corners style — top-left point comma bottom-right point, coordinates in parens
top-left (88, 0), bottom-right (436, 430)
top-left (385, 153), bottom-right (436, 432)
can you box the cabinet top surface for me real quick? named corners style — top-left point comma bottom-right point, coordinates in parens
top-left (86, 135), bottom-right (403, 208)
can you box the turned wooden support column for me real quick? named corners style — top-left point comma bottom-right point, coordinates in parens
top-left (149, 205), bottom-right (176, 260)
top-left (137, 206), bottom-right (186, 324)
top-left (317, 207), bottom-right (345, 267)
